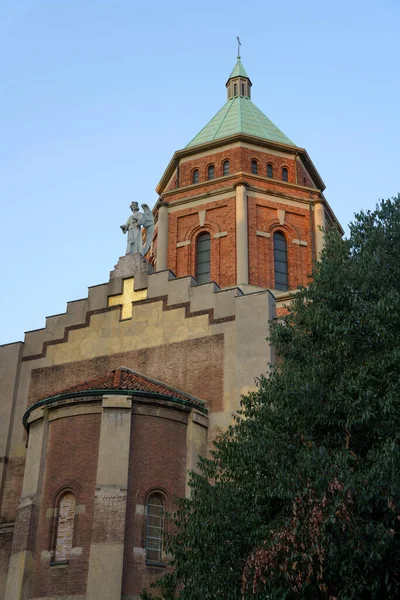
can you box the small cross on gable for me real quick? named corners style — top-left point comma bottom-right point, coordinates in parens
top-left (107, 277), bottom-right (147, 320)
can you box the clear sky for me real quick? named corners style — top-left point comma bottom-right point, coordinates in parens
top-left (1, 0), bottom-right (399, 345)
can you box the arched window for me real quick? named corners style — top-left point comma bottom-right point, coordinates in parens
top-left (223, 160), bottom-right (230, 176)
top-left (55, 492), bottom-right (76, 562)
top-left (207, 165), bottom-right (215, 180)
top-left (233, 83), bottom-right (237, 96)
top-left (192, 169), bottom-right (199, 184)
top-left (146, 493), bottom-right (165, 564)
top-left (251, 160), bottom-right (258, 174)
top-left (267, 163), bottom-right (273, 178)
top-left (282, 167), bottom-right (288, 182)
top-left (274, 232), bottom-right (288, 291)
top-left (241, 82), bottom-right (245, 96)
top-left (196, 232), bottom-right (211, 284)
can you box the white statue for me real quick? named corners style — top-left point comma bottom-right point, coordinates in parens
top-left (120, 202), bottom-right (154, 256)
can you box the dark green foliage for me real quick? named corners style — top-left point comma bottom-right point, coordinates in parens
top-left (143, 197), bottom-right (400, 600)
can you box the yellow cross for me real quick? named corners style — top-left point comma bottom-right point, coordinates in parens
top-left (107, 277), bottom-right (147, 320)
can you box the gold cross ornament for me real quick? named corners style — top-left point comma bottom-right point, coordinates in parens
top-left (107, 277), bottom-right (147, 320)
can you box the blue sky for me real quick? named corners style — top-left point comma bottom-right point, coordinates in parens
top-left (1, 0), bottom-right (399, 344)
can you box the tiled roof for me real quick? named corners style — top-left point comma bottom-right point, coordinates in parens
top-left (227, 58), bottom-right (250, 80)
top-left (186, 96), bottom-right (294, 148)
top-left (41, 367), bottom-right (205, 408)
top-left (186, 59), bottom-right (294, 149)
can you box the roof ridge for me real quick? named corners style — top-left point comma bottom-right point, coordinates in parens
top-left (246, 98), bottom-right (271, 139)
top-left (35, 366), bottom-right (206, 407)
top-left (212, 98), bottom-right (236, 141)
top-left (186, 98), bottom-right (294, 149)
top-left (185, 102), bottom-right (229, 148)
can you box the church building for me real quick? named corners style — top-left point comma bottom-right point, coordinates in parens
top-left (0, 57), bottom-right (342, 600)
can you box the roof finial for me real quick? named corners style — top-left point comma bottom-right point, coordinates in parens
top-left (237, 36), bottom-right (241, 60)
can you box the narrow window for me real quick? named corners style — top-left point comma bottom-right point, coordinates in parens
top-left (241, 82), bottom-right (245, 96)
top-left (274, 232), bottom-right (288, 291)
top-left (282, 167), bottom-right (288, 182)
top-left (223, 160), bottom-right (230, 176)
top-left (207, 165), bottom-right (215, 180)
top-left (196, 232), bottom-right (211, 284)
top-left (267, 163), bottom-right (273, 178)
top-left (233, 83), bottom-right (237, 96)
top-left (146, 494), bottom-right (165, 564)
top-left (251, 160), bottom-right (258, 174)
top-left (55, 492), bottom-right (76, 562)
top-left (192, 169), bottom-right (199, 184)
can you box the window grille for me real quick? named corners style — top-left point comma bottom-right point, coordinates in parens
top-left (146, 494), bottom-right (165, 564)
top-left (196, 232), bottom-right (211, 284)
top-left (274, 231), bottom-right (289, 291)
top-left (267, 163), bottom-right (273, 178)
top-left (223, 160), bottom-right (230, 176)
top-left (251, 160), bottom-right (258, 174)
top-left (282, 167), bottom-right (288, 182)
top-left (207, 165), bottom-right (215, 180)
top-left (192, 169), bottom-right (199, 184)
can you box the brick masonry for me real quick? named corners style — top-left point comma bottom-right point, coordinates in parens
top-left (27, 336), bottom-right (225, 413)
top-left (0, 98), bottom-right (342, 598)
top-left (30, 414), bottom-right (101, 598)
top-left (158, 141), bottom-right (323, 291)
top-left (122, 410), bottom-right (188, 597)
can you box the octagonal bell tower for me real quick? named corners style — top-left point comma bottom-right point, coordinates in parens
top-left (151, 58), bottom-right (342, 299)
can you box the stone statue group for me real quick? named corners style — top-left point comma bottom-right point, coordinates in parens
top-left (120, 202), bottom-right (154, 256)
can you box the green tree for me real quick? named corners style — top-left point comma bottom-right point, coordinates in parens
top-left (144, 197), bottom-right (400, 600)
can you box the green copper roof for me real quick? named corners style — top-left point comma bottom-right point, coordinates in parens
top-left (228, 58), bottom-right (250, 80)
top-left (186, 96), bottom-right (295, 148)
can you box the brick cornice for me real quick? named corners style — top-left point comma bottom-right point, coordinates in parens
top-left (156, 133), bottom-right (325, 196)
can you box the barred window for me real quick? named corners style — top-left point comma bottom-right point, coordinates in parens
top-left (282, 167), bottom-right (288, 182)
top-left (223, 160), bottom-right (230, 176)
top-left (274, 231), bottom-right (289, 291)
top-left (196, 232), bottom-right (211, 284)
top-left (192, 169), bottom-right (199, 184)
top-left (55, 492), bottom-right (76, 562)
top-left (207, 164), bottom-right (215, 180)
top-left (251, 160), bottom-right (258, 174)
top-left (146, 494), bottom-right (165, 564)
top-left (267, 163), bottom-right (273, 178)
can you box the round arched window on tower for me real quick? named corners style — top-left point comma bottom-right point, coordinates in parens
top-left (146, 494), bottom-right (165, 564)
top-left (196, 232), bottom-right (211, 284)
top-left (273, 231), bottom-right (289, 291)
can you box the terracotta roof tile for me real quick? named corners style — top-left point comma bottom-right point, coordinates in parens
top-left (41, 367), bottom-right (206, 409)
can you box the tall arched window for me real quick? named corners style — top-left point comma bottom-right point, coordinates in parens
top-left (196, 232), bottom-right (211, 284)
top-left (146, 493), bottom-right (165, 564)
top-left (223, 160), bottom-right (230, 176)
top-left (192, 169), bottom-right (199, 184)
top-left (207, 165), bottom-right (215, 180)
top-left (55, 492), bottom-right (76, 562)
top-left (251, 160), bottom-right (258, 174)
top-left (282, 167), bottom-right (288, 182)
top-left (267, 163), bottom-right (273, 178)
top-left (274, 231), bottom-right (288, 291)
